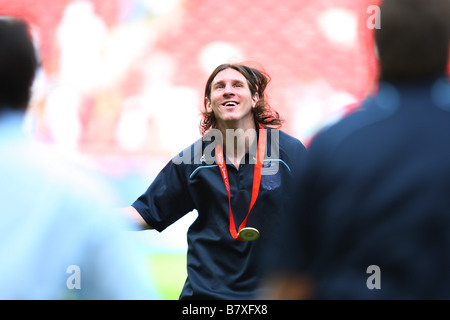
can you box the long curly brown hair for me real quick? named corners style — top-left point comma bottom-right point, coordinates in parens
top-left (200, 63), bottom-right (284, 135)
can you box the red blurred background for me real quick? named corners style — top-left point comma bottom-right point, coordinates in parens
top-left (1, 0), bottom-right (382, 161)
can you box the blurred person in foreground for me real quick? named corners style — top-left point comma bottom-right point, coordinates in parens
top-left (261, 0), bottom-right (450, 299)
top-left (122, 63), bottom-right (307, 299)
top-left (0, 16), bottom-right (158, 300)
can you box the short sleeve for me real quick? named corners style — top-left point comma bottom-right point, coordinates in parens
top-left (132, 160), bottom-right (195, 232)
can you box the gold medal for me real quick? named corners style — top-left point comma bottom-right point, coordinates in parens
top-left (238, 227), bottom-right (260, 241)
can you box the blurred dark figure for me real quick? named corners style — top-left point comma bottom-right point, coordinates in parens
top-left (0, 17), bottom-right (158, 300)
top-left (0, 16), bottom-right (36, 112)
top-left (262, 0), bottom-right (450, 299)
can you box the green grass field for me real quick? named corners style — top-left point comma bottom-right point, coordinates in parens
top-left (148, 253), bottom-right (187, 300)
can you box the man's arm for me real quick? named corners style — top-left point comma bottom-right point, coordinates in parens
top-left (120, 206), bottom-right (153, 230)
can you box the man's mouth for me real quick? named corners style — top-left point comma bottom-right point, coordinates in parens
top-left (223, 101), bottom-right (238, 107)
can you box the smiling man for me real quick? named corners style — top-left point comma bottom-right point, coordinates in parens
top-left (204, 67), bottom-right (259, 169)
top-left (206, 67), bottom-right (257, 128)
top-left (123, 63), bottom-right (307, 299)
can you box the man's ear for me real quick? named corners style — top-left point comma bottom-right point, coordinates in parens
top-left (252, 93), bottom-right (259, 108)
top-left (205, 97), bottom-right (212, 112)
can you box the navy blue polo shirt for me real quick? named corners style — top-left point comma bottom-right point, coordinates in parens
top-left (132, 127), bottom-right (307, 299)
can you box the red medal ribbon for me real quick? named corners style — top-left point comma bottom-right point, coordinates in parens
top-left (215, 124), bottom-right (266, 240)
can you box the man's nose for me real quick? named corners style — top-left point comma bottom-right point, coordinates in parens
top-left (223, 83), bottom-right (235, 95)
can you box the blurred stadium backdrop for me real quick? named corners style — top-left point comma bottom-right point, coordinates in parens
top-left (1, 0), bottom-right (382, 299)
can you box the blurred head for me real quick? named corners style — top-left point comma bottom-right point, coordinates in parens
top-left (0, 17), bottom-right (37, 113)
top-left (201, 63), bottom-right (283, 135)
top-left (375, 0), bottom-right (450, 81)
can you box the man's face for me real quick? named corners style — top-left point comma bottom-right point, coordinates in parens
top-left (205, 68), bottom-right (258, 127)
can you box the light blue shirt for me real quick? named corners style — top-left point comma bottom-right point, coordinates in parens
top-left (0, 111), bottom-right (159, 299)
